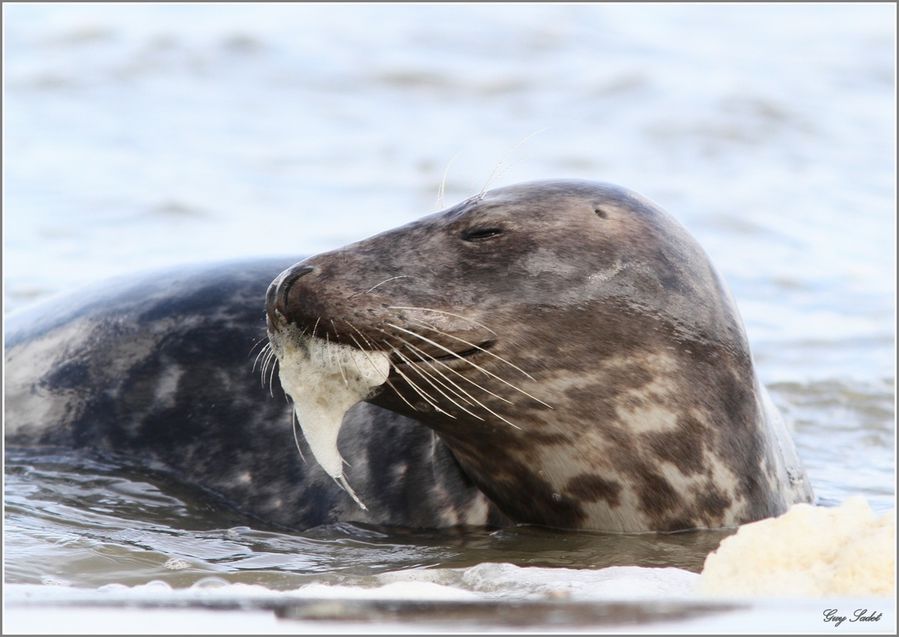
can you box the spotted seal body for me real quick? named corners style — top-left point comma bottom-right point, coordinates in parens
top-left (5, 180), bottom-right (813, 532)
top-left (4, 260), bottom-right (504, 529)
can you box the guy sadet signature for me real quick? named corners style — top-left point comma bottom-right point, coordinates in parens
top-left (822, 609), bottom-right (883, 628)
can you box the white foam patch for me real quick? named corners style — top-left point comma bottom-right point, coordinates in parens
top-left (700, 496), bottom-right (896, 597)
top-left (296, 582), bottom-right (478, 601)
top-left (275, 333), bottom-right (390, 509)
top-left (378, 563), bottom-right (700, 601)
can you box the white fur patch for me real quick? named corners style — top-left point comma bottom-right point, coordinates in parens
top-left (275, 332), bottom-right (390, 510)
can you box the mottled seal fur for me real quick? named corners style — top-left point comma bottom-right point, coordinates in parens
top-left (5, 180), bottom-right (813, 532)
top-left (4, 260), bottom-right (502, 529)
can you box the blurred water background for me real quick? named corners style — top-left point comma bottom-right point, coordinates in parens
top-left (3, 2), bottom-right (895, 596)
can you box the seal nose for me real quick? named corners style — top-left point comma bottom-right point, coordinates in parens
top-left (267, 264), bottom-right (315, 323)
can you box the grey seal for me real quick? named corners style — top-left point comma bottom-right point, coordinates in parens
top-left (4, 179), bottom-right (813, 532)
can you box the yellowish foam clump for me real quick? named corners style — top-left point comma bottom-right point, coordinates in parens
top-left (276, 334), bottom-right (390, 510)
top-left (700, 496), bottom-right (895, 597)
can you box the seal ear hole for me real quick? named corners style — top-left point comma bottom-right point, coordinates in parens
top-left (594, 207), bottom-right (608, 219)
top-left (462, 228), bottom-right (504, 242)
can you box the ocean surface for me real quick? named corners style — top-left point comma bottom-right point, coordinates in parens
top-left (3, 2), bottom-right (895, 630)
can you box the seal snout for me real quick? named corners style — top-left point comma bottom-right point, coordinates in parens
top-left (266, 263), bottom-right (315, 326)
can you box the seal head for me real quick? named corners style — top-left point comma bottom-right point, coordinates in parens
top-left (266, 179), bottom-right (814, 532)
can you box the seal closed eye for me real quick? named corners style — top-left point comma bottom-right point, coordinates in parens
top-left (462, 228), bottom-right (504, 242)
top-left (5, 178), bottom-right (814, 532)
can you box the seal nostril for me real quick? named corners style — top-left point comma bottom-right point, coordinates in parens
top-left (275, 264), bottom-right (315, 311)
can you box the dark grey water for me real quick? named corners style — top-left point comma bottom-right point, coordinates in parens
top-left (4, 449), bottom-right (729, 589)
top-left (3, 2), bottom-right (895, 599)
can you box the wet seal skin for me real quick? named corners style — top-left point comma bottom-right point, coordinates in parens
top-left (5, 179), bottom-right (813, 532)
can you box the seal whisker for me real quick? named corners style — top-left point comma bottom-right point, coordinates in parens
top-left (349, 276), bottom-right (413, 299)
top-left (367, 335), bottom-right (429, 413)
top-left (344, 323), bottom-right (428, 414)
top-left (342, 321), bottom-right (386, 370)
top-left (384, 377), bottom-right (423, 413)
top-left (387, 307), bottom-right (497, 336)
top-left (395, 347), bottom-right (499, 423)
top-left (392, 346), bottom-right (462, 408)
top-left (406, 361), bottom-right (484, 419)
top-left (383, 346), bottom-right (454, 418)
top-left (259, 346), bottom-right (268, 380)
top-left (264, 343), bottom-right (280, 395)
top-left (391, 362), bottom-right (455, 418)
top-left (267, 355), bottom-right (278, 398)
top-left (391, 334), bottom-right (512, 410)
top-left (311, 317), bottom-right (321, 340)
top-left (392, 337), bottom-right (521, 430)
top-left (291, 408), bottom-right (307, 464)
top-left (408, 318), bottom-right (537, 381)
top-left (379, 329), bottom-right (528, 429)
top-left (345, 333), bottom-right (383, 376)
top-left (345, 329), bottom-right (423, 413)
top-left (252, 341), bottom-right (270, 373)
top-left (391, 346), bottom-right (474, 420)
top-left (264, 348), bottom-right (276, 384)
top-left (260, 347), bottom-right (275, 388)
top-left (248, 336), bottom-right (270, 358)
top-left (436, 149), bottom-right (462, 210)
top-left (263, 344), bottom-right (275, 367)
top-left (382, 330), bottom-right (512, 407)
top-left (385, 323), bottom-right (553, 409)
top-left (334, 475), bottom-right (368, 512)
top-left (329, 320), bottom-right (350, 387)
top-left (479, 128), bottom-right (548, 196)
top-left (394, 340), bottom-right (476, 406)
top-left (343, 319), bottom-right (379, 351)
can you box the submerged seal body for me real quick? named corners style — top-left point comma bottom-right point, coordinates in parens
top-left (5, 180), bottom-right (813, 532)
top-left (4, 260), bottom-right (502, 529)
